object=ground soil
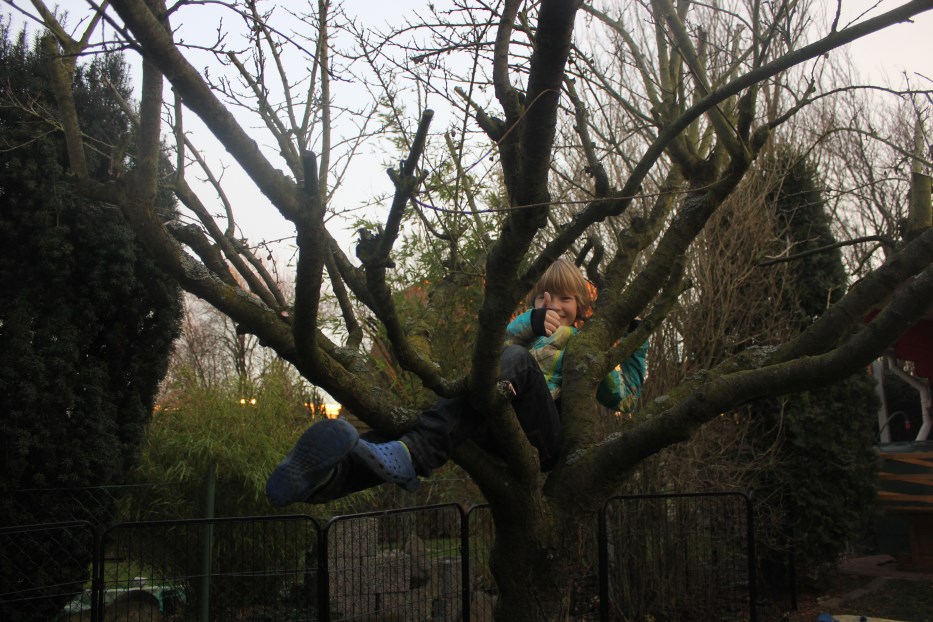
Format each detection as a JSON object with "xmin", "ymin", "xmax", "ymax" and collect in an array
[{"xmin": 787, "ymin": 556, "xmax": 933, "ymax": 622}]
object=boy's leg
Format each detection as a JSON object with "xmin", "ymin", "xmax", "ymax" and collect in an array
[
  {"xmin": 498, "ymin": 345, "xmax": 563, "ymax": 470},
  {"xmin": 400, "ymin": 397, "xmax": 483, "ymax": 475},
  {"xmin": 401, "ymin": 345, "xmax": 562, "ymax": 473},
  {"xmin": 267, "ymin": 345, "xmax": 563, "ymax": 506}
]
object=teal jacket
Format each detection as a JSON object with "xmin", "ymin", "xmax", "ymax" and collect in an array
[{"xmin": 506, "ymin": 310, "xmax": 648, "ymax": 413}]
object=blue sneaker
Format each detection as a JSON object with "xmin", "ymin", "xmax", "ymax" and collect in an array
[
  {"xmin": 353, "ymin": 439, "xmax": 420, "ymax": 492},
  {"xmin": 266, "ymin": 418, "xmax": 359, "ymax": 507}
]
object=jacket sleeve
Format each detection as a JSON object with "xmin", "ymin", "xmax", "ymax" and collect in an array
[
  {"xmin": 596, "ymin": 340, "xmax": 648, "ymax": 413},
  {"xmin": 506, "ymin": 310, "xmax": 536, "ymax": 345}
]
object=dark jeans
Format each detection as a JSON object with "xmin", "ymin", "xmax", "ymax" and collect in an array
[{"xmin": 310, "ymin": 345, "xmax": 562, "ymax": 502}]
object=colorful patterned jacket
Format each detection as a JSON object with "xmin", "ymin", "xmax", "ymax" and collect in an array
[{"xmin": 506, "ymin": 310, "xmax": 648, "ymax": 413}]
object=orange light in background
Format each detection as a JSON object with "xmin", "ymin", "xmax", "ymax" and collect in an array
[{"xmin": 302, "ymin": 402, "xmax": 340, "ymax": 418}]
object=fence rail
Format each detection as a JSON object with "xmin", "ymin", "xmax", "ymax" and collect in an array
[{"xmin": 1, "ymin": 493, "xmax": 788, "ymax": 621}]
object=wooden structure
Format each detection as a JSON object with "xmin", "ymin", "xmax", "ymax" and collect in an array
[
  {"xmin": 877, "ymin": 448, "xmax": 933, "ymax": 571},
  {"xmin": 873, "ymin": 307, "xmax": 933, "ymax": 571}
]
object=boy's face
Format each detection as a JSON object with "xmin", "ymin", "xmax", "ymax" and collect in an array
[{"xmin": 534, "ymin": 291, "xmax": 578, "ymax": 327}]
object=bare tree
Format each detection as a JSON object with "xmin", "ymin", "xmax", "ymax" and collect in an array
[
  {"xmin": 824, "ymin": 92, "xmax": 931, "ymax": 271},
  {"xmin": 161, "ymin": 294, "xmax": 266, "ymax": 394},
  {"xmin": 10, "ymin": 0, "xmax": 933, "ymax": 618}
]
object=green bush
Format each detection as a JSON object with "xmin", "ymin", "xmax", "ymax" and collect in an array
[{"xmin": 127, "ymin": 359, "xmax": 363, "ymax": 517}]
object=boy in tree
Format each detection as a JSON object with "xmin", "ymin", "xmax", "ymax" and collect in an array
[{"xmin": 266, "ymin": 258, "xmax": 647, "ymax": 506}]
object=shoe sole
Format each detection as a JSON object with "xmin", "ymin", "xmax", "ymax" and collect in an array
[
  {"xmin": 266, "ymin": 418, "xmax": 359, "ymax": 506},
  {"xmin": 353, "ymin": 440, "xmax": 421, "ymax": 492}
]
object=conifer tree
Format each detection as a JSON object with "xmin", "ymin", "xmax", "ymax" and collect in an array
[
  {"xmin": 0, "ymin": 25, "xmax": 181, "ymax": 620},
  {"xmin": 751, "ymin": 151, "xmax": 878, "ymax": 584}
]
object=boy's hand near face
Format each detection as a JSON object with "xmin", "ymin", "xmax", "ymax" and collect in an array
[
  {"xmin": 541, "ymin": 292, "xmax": 561, "ymax": 336},
  {"xmin": 530, "ymin": 290, "xmax": 578, "ymax": 337}
]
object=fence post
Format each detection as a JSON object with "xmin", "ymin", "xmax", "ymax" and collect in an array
[
  {"xmin": 460, "ymin": 505, "xmax": 471, "ymax": 622},
  {"xmin": 199, "ymin": 464, "xmax": 216, "ymax": 622},
  {"xmin": 598, "ymin": 500, "xmax": 610, "ymax": 622},
  {"xmin": 318, "ymin": 522, "xmax": 330, "ymax": 622},
  {"xmin": 92, "ymin": 525, "xmax": 104, "ymax": 622},
  {"xmin": 745, "ymin": 492, "xmax": 758, "ymax": 622}
]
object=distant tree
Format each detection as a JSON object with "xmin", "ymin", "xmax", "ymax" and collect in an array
[
  {"xmin": 0, "ymin": 24, "xmax": 181, "ymax": 620},
  {"xmin": 630, "ymin": 149, "xmax": 880, "ymax": 597},
  {"xmin": 766, "ymin": 151, "xmax": 849, "ymax": 320},
  {"xmin": 161, "ymin": 294, "xmax": 268, "ymax": 401},
  {"xmin": 748, "ymin": 151, "xmax": 879, "ymax": 583}
]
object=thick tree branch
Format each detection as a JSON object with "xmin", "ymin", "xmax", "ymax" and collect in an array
[
  {"xmin": 41, "ymin": 35, "xmax": 89, "ymax": 180},
  {"xmin": 474, "ymin": 0, "xmax": 582, "ymax": 411},
  {"xmin": 518, "ymin": 0, "xmax": 580, "ymax": 201},
  {"xmin": 773, "ymin": 226, "xmax": 933, "ymax": 362},
  {"xmin": 292, "ymin": 151, "xmax": 328, "ymax": 368},
  {"xmin": 355, "ymin": 111, "xmax": 462, "ymax": 396},
  {"xmin": 493, "ymin": 0, "xmax": 523, "ymax": 126},
  {"xmin": 563, "ymin": 260, "xmax": 933, "ymax": 503}
]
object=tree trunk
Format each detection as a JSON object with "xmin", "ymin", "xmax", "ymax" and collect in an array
[{"xmin": 487, "ymin": 501, "xmax": 590, "ymax": 621}]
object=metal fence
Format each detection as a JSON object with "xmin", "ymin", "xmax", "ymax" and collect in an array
[
  {"xmin": 322, "ymin": 504, "xmax": 465, "ymax": 621},
  {"xmin": 0, "ymin": 521, "xmax": 99, "ymax": 622},
  {"xmin": 600, "ymin": 493, "xmax": 756, "ymax": 622},
  {"xmin": 100, "ymin": 514, "xmax": 320, "ymax": 622},
  {"xmin": 1, "ymin": 493, "xmax": 787, "ymax": 621}
]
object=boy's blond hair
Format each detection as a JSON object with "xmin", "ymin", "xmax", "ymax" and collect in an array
[{"xmin": 524, "ymin": 258, "xmax": 594, "ymax": 320}]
